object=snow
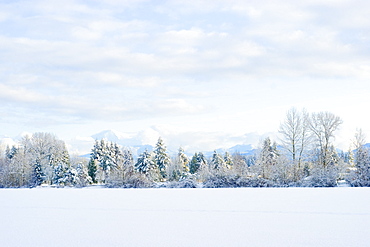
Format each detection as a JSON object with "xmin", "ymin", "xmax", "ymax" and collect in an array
[{"xmin": 1, "ymin": 187, "xmax": 369, "ymax": 247}]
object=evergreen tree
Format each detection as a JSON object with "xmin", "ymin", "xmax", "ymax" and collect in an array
[
  {"xmin": 87, "ymin": 158, "xmax": 97, "ymax": 183},
  {"xmin": 90, "ymin": 139, "xmax": 122, "ymax": 183},
  {"xmin": 178, "ymin": 147, "xmax": 190, "ymax": 174},
  {"xmin": 52, "ymin": 164, "xmax": 66, "ymax": 186},
  {"xmin": 189, "ymin": 153, "xmax": 200, "ymax": 174},
  {"xmin": 189, "ymin": 152, "xmax": 207, "ymax": 174},
  {"xmin": 32, "ymin": 158, "xmax": 44, "ymax": 187},
  {"xmin": 135, "ymin": 150, "xmax": 155, "ymax": 175},
  {"xmin": 257, "ymin": 137, "xmax": 279, "ymax": 179},
  {"xmin": 122, "ymin": 149, "xmax": 134, "ymax": 169},
  {"xmin": 63, "ymin": 166, "xmax": 79, "ymax": 186},
  {"xmin": 153, "ymin": 137, "xmax": 170, "ymax": 181},
  {"xmin": 76, "ymin": 162, "xmax": 92, "ymax": 187},
  {"xmin": 5, "ymin": 145, "xmax": 18, "ymax": 160},
  {"xmin": 224, "ymin": 152, "xmax": 233, "ymax": 169},
  {"xmin": 211, "ymin": 150, "xmax": 224, "ymax": 170}
]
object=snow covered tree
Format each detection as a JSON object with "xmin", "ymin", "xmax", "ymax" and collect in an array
[
  {"xmin": 308, "ymin": 112, "xmax": 342, "ymax": 168},
  {"xmin": 135, "ymin": 149, "xmax": 158, "ymax": 181},
  {"xmin": 32, "ymin": 158, "xmax": 44, "ymax": 187},
  {"xmin": 178, "ymin": 147, "xmax": 189, "ymax": 174},
  {"xmin": 189, "ymin": 152, "xmax": 207, "ymax": 175},
  {"xmin": 347, "ymin": 129, "xmax": 370, "ymax": 186},
  {"xmin": 279, "ymin": 108, "xmax": 310, "ymax": 181},
  {"xmin": 135, "ymin": 149, "xmax": 152, "ymax": 174},
  {"xmin": 75, "ymin": 162, "xmax": 92, "ymax": 187},
  {"xmin": 90, "ymin": 139, "xmax": 121, "ymax": 183},
  {"xmin": 52, "ymin": 164, "xmax": 67, "ymax": 186},
  {"xmin": 224, "ymin": 152, "xmax": 233, "ymax": 170},
  {"xmin": 106, "ymin": 147, "xmax": 136, "ymax": 187},
  {"xmin": 153, "ymin": 137, "xmax": 171, "ymax": 181},
  {"xmin": 305, "ymin": 145, "xmax": 340, "ymax": 187},
  {"xmin": 122, "ymin": 149, "xmax": 134, "ymax": 169},
  {"xmin": 5, "ymin": 145, "xmax": 18, "ymax": 160},
  {"xmin": 255, "ymin": 137, "xmax": 279, "ymax": 179},
  {"xmin": 210, "ymin": 150, "xmax": 225, "ymax": 171},
  {"xmin": 63, "ymin": 166, "xmax": 79, "ymax": 186},
  {"xmin": 0, "ymin": 146, "xmax": 32, "ymax": 187},
  {"xmin": 232, "ymin": 152, "xmax": 249, "ymax": 176},
  {"xmin": 17, "ymin": 132, "xmax": 71, "ymax": 186},
  {"xmin": 87, "ymin": 158, "xmax": 97, "ymax": 183},
  {"xmin": 189, "ymin": 153, "xmax": 200, "ymax": 174},
  {"xmin": 303, "ymin": 112, "xmax": 343, "ymax": 186},
  {"xmin": 167, "ymin": 147, "xmax": 190, "ymax": 181}
]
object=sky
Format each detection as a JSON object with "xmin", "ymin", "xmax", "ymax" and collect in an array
[{"xmin": 0, "ymin": 0, "xmax": 370, "ymax": 153}]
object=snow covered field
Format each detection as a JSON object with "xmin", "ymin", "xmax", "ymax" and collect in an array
[{"xmin": 1, "ymin": 187, "xmax": 369, "ymax": 247}]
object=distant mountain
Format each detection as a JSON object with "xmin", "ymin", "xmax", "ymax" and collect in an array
[
  {"xmin": 228, "ymin": 144, "xmax": 254, "ymax": 154},
  {"xmin": 91, "ymin": 129, "xmax": 129, "ymax": 143}
]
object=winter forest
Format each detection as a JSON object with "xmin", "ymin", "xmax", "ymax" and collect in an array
[{"xmin": 1, "ymin": 108, "xmax": 370, "ymax": 189}]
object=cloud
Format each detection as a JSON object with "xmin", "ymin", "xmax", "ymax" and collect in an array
[{"xmin": 1, "ymin": 0, "xmax": 370, "ymax": 146}]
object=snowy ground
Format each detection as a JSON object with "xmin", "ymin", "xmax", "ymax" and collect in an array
[{"xmin": 1, "ymin": 187, "xmax": 369, "ymax": 247}]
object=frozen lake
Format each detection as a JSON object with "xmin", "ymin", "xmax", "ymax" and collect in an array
[{"xmin": 1, "ymin": 187, "xmax": 369, "ymax": 246}]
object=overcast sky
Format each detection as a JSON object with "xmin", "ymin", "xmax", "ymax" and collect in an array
[{"xmin": 1, "ymin": 0, "xmax": 370, "ymax": 152}]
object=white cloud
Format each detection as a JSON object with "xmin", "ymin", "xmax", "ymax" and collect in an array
[{"xmin": 0, "ymin": 0, "xmax": 369, "ymax": 149}]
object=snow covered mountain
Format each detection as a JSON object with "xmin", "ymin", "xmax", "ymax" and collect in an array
[{"xmin": 91, "ymin": 129, "xmax": 130, "ymax": 143}]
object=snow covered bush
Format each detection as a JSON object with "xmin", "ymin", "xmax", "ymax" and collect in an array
[
  {"xmin": 203, "ymin": 175, "xmax": 277, "ymax": 188},
  {"xmin": 166, "ymin": 178, "xmax": 198, "ymax": 188},
  {"xmin": 303, "ymin": 165, "xmax": 338, "ymax": 187},
  {"xmin": 203, "ymin": 174, "xmax": 240, "ymax": 188},
  {"xmin": 238, "ymin": 177, "xmax": 276, "ymax": 187},
  {"xmin": 122, "ymin": 173, "xmax": 153, "ymax": 188}
]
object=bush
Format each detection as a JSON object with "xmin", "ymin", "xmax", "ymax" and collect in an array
[
  {"xmin": 166, "ymin": 178, "xmax": 198, "ymax": 188},
  {"xmin": 121, "ymin": 174, "xmax": 154, "ymax": 188},
  {"xmin": 203, "ymin": 175, "xmax": 279, "ymax": 188},
  {"xmin": 203, "ymin": 175, "xmax": 239, "ymax": 188},
  {"xmin": 238, "ymin": 177, "xmax": 276, "ymax": 187},
  {"xmin": 302, "ymin": 166, "xmax": 338, "ymax": 187}
]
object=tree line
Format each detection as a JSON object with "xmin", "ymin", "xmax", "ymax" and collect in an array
[{"xmin": 0, "ymin": 108, "xmax": 369, "ymax": 188}]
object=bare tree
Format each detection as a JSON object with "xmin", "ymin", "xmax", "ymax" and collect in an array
[
  {"xmin": 353, "ymin": 128, "xmax": 366, "ymax": 150},
  {"xmin": 308, "ymin": 112, "xmax": 343, "ymax": 168},
  {"xmin": 279, "ymin": 108, "xmax": 310, "ymax": 180}
]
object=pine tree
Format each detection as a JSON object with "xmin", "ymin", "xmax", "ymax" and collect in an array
[
  {"xmin": 122, "ymin": 149, "xmax": 134, "ymax": 169},
  {"xmin": 153, "ymin": 137, "xmax": 170, "ymax": 181},
  {"xmin": 257, "ymin": 137, "xmax": 279, "ymax": 179},
  {"xmin": 76, "ymin": 163, "xmax": 92, "ymax": 187},
  {"xmin": 5, "ymin": 145, "xmax": 18, "ymax": 160},
  {"xmin": 189, "ymin": 153, "xmax": 200, "ymax": 174},
  {"xmin": 63, "ymin": 166, "xmax": 79, "ymax": 186},
  {"xmin": 211, "ymin": 150, "xmax": 224, "ymax": 170},
  {"xmin": 87, "ymin": 158, "xmax": 97, "ymax": 183},
  {"xmin": 224, "ymin": 152, "xmax": 233, "ymax": 169},
  {"xmin": 135, "ymin": 149, "xmax": 155, "ymax": 174},
  {"xmin": 52, "ymin": 163, "xmax": 67, "ymax": 186},
  {"xmin": 189, "ymin": 152, "xmax": 207, "ymax": 174},
  {"xmin": 90, "ymin": 139, "xmax": 122, "ymax": 183},
  {"xmin": 178, "ymin": 147, "xmax": 190, "ymax": 174},
  {"xmin": 32, "ymin": 158, "xmax": 44, "ymax": 187}
]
